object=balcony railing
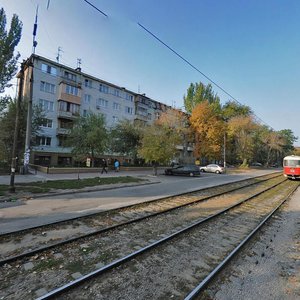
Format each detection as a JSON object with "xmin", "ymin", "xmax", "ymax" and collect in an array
[
  {"xmin": 57, "ymin": 110, "xmax": 79, "ymax": 120},
  {"xmin": 57, "ymin": 127, "xmax": 71, "ymax": 135}
]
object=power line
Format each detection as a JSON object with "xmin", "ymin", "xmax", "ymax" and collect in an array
[
  {"xmin": 138, "ymin": 22, "xmax": 243, "ymax": 107},
  {"xmin": 83, "ymin": 0, "xmax": 108, "ymax": 18},
  {"xmin": 137, "ymin": 22, "xmax": 272, "ymax": 128}
]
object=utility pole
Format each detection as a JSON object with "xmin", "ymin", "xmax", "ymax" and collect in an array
[
  {"xmin": 223, "ymin": 131, "xmax": 226, "ymax": 173},
  {"xmin": 9, "ymin": 62, "xmax": 25, "ymax": 192},
  {"xmin": 24, "ymin": 58, "xmax": 34, "ymax": 174}
]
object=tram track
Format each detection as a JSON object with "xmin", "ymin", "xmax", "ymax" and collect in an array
[
  {"xmin": 0, "ymin": 173, "xmax": 281, "ymax": 264},
  {"xmin": 0, "ymin": 173, "xmax": 294, "ymax": 299},
  {"xmin": 38, "ymin": 178, "xmax": 298, "ymax": 300}
]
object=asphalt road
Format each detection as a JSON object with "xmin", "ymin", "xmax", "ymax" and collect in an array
[{"xmin": 0, "ymin": 169, "xmax": 281, "ymax": 234}]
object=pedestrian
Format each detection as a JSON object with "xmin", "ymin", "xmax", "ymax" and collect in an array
[
  {"xmin": 101, "ymin": 158, "xmax": 108, "ymax": 174},
  {"xmin": 114, "ymin": 159, "xmax": 120, "ymax": 172}
]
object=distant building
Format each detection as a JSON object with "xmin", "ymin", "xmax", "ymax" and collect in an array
[{"xmin": 19, "ymin": 54, "xmax": 190, "ymax": 166}]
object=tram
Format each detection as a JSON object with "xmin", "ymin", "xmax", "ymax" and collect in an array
[{"xmin": 283, "ymin": 155, "xmax": 300, "ymax": 179}]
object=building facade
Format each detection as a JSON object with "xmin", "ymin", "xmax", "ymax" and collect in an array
[{"xmin": 20, "ymin": 54, "xmax": 188, "ymax": 166}]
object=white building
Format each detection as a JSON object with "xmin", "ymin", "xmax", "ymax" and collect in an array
[{"xmin": 20, "ymin": 54, "xmax": 181, "ymax": 166}]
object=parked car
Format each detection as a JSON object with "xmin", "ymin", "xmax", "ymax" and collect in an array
[
  {"xmin": 165, "ymin": 165, "xmax": 201, "ymax": 177},
  {"xmin": 251, "ymin": 162, "xmax": 263, "ymax": 167},
  {"xmin": 199, "ymin": 164, "xmax": 224, "ymax": 174}
]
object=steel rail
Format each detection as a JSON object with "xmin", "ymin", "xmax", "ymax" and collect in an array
[
  {"xmin": 0, "ymin": 172, "xmax": 281, "ymax": 237},
  {"xmin": 36, "ymin": 176, "xmax": 287, "ymax": 299},
  {"xmin": 0, "ymin": 174, "xmax": 284, "ymax": 266},
  {"xmin": 184, "ymin": 182, "xmax": 300, "ymax": 300}
]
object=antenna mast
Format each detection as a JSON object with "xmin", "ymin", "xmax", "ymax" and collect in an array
[
  {"xmin": 32, "ymin": 5, "xmax": 39, "ymax": 54},
  {"xmin": 56, "ymin": 47, "xmax": 63, "ymax": 63}
]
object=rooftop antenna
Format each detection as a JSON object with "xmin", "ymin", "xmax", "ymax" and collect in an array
[
  {"xmin": 56, "ymin": 47, "xmax": 63, "ymax": 63},
  {"xmin": 77, "ymin": 58, "xmax": 82, "ymax": 69},
  {"xmin": 32, "ymin": 5, "xmax": 39, "ymax": 54},
  {"xmin": 76, "ymin": 58, "xmax": 82, "ymax": 72}
]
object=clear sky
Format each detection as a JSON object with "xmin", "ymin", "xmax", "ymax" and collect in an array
[{"xmin": 1, "ymin": 0, "xmax": 300, "ymax": 145}]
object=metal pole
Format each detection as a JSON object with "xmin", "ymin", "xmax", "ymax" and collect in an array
[
  {"xmin": 9, "ymin": 63, "xmax": 24, "ymax": 192},
  {"xmin": 24, "ymin": 58, "xmax": 34, "ymax": 174},
  {"xmin": 223, "ymin": 131, "xmax": 226, "ymax": 173}
]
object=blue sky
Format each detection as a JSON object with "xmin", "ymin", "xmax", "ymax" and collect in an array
[{"xmin": 1, "ymin": 0, "xmax": 300, "ymax": 145}]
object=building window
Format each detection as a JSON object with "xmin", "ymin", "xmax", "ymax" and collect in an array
[
  {"xmin": 59, "ymin": 101, "xmax": 80, "ymax": 114},
  {"xmin": 41, "ymin": 63, "xmax": 57, "ymax": 75},
  {"xmin": 113, "ymin": 102, "xmax": 121, "ymax": 110},
  {"xmin": 58, "ymin": 136, "xmax": 68, "ymax": 147},
  {"xmin": 66, "ymin": 84, "xmax": 78, "ymax": 96},
  {"xmin": 96, "ymin": 98, "xmax": 108, "ymax": 109},
  {"xmin": 60, "ymin": 119, "xmax": 73, "ymax": 129},
  {"xmin": 36, "ymin": 136, "xmax": 51, "ymax": 146},
  {"xmin": 40, "ymin": 118, "xmax": 53, "ymax": 128},
  {"xmin": 84, "ymin": 94, "xmax": 91, "ymax": 104},
  {"xmin": 64, "ymin": 71, "xmax": 77, "ymax": 81},
  {"xmin": 40, "ymin": 81, "xmax": 55, "ymax": 94},
  {"xmin": 125, "ymin": 106, "xmax": 133, "ymax": 115},
  {"xmin": 114, "ymin": 89, "xmax": 120, "ymax": 97},
  {"xmin": 126, "ymin": 93, "xmax": 133, "ymax": 102},
  {"xmin": 85, "ymin": 79, "xmax": 92, "ymax": 88},
  {"xmin": 99, "ymin": 83, "xmax": 109, "ymax": 94},
  {"xmin": 39, "ymin": 99, "xmax": 54, "ymax": 112}
]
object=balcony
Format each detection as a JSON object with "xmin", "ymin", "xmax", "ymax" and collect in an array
[
  {"xmin": 57, "ymin": 110, "xmax": 78, "ymax": 120},
  {"xmin": 57, "ymin": 127, "xmax": 71, "ymax": 135}
]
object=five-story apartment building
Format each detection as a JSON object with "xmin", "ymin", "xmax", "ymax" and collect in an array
[{"xmin": 20, "ymin": 54, "xmax": 178, "ymax": 166}]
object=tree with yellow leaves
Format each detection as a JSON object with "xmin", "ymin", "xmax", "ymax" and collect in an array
[{"xmin": 190, "ymin": 100, "xmax": 226, "ymax": 162}]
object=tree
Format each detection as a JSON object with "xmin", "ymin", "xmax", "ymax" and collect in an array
[
  {"xmin": 67, "ymin": 114, "xmax": 108, "ymax": 167},
  {"xmin": 109, "ymin": 120, "xmax": 143, "ymax": 163},
  {"xmin": 261, "ymin": 129, "xmax": 285, "ymax": 166},
  {"xmin": 227, "ymin": 115, "xmax": 258, "ymax": 167},
  {"xmin": 0, "ymin": 97, "xmax": 44, "ymax": 164},
  {"xmin": 0, "ymin": 8, "xmax": 22, "ymax": 95},
  {"xmin": 190, "ymin": 100, "xmax": 226, "ymax": 162},
  {"xmin": 184, "ymin": 82, "xmax": 221, "ymax": 114},
  {"xmin": 222, "ymin": 100, "xmax": 252, "ymax": 120},
  {"xmin": 278, "ymin": 129, "xmax": 297, "ymax": 156},
  {"xmin": 138, "ymin": 123, "xmax": 181, "ymax": 175}
]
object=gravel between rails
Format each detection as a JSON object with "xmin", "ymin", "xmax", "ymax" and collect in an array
[{"xmin": 197, "ymin": 185, "xmax": 300, "ymax": 300}]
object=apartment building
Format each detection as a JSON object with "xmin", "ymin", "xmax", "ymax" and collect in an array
[{"xmin": 20, "ymin": 54, "xmax": 182, "ymax": 166}]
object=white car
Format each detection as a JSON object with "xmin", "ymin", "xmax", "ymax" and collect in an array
[{"xmin": 200, "ymin": 164, "xmax": 224, "ymax": 174}]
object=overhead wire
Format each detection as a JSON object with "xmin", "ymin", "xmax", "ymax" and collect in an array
[{"xmin": 43, "ymin": 0, "xmax": 271, "ymax": 129}]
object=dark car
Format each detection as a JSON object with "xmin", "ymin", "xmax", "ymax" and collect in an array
[{"xmin": 165, "ymin": 165, "xmax": 201, "ymax": 177}]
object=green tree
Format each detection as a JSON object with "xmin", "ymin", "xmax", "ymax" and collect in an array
[
  {"xmin": 0, "ymin": 97, "xmax": 44, "ymax": 164},
  {"xmin": 227, "ymin": 115, "xmax": 258, "ymax": 167},
  {"xmin": 138, "ymin": 123, "xmax": 181, "ymax": 175},
  {"xmin": 67, "ymin": 114, "xmax": 108, "ymax": 167},
  {"xmin": 222, "ymin": 100, "xmax": 252, "ymax": 120},
  {"xmin": 278, "ymin": 129, "xmax": 297, "ymax": 156},
  {"xmin": 184, "ymin": 82, "xmax": 221, "ymax": 114},
  {"xmin": 109, "ymin": 120, "xmax": 143, "ymax": 163},
  {"xmin": 0, "ymin": 8, "xmax": 22, "ymax": 95}
]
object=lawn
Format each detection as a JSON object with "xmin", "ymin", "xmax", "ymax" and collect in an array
[{"xmin": 0, "ymin": 176, "xmax": 146, "ymax": 197}]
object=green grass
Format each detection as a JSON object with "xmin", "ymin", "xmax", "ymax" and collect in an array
[{"xmin": 0, "ymin": 176, "xmax": 145, "ymax": 196}]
